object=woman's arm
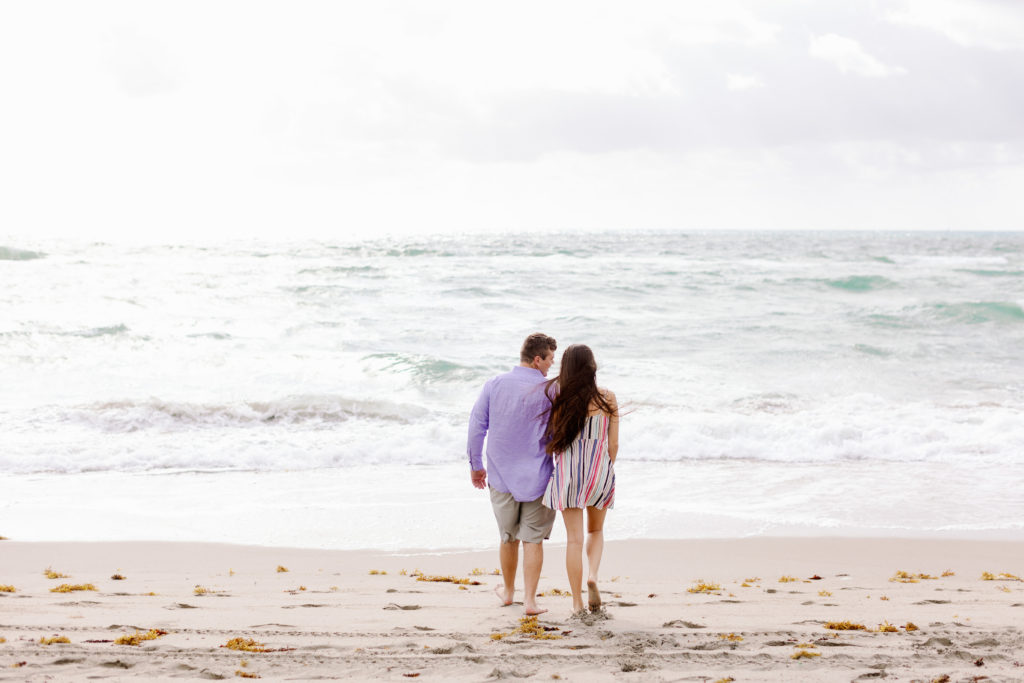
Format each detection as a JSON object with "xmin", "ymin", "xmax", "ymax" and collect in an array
[{"xmin": 604, "ymin": 389, "xmax": 619, "ymax": 463}]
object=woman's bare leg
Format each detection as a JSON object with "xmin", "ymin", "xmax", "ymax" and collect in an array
[
  {"xmin": 561, "ymin": 508, "xmax": 585, "ymax": 613},
  {"xmin": 585, "ymin": 506, "xmax": 608, "ymax": 610}
]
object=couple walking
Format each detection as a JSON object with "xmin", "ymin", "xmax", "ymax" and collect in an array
[{"xmin": 467, "ymin": 333, "xmax": 619, "ymax": 618}]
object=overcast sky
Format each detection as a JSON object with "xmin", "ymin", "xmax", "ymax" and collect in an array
[{"xmin": 2, "ymin": 0, "xmax": 1023, "ymax": 241}]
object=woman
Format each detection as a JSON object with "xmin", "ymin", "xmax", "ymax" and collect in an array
[{"xmin": 541, "ymin": 344, "xmax": 619, "ymax": 616}]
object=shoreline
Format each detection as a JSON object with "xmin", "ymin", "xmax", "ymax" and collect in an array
[{"xmin": 2, "ymin": 538, "xmax": 1022, "ymax": 680}]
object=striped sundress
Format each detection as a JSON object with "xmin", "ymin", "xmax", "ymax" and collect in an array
[{"xmin": 542, "ymin": 412, "xmax": 615, "ymax": 510}]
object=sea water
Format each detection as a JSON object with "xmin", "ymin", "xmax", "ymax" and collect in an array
[{"xmin": 2, "ymin": 231, "xmax": 1023, "ymax": 549}]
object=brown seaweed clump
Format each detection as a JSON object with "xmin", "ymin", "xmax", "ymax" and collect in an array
[
  {"xmin": 111, "ymin": 574, "xmax": 126, "ymax": 581},
  {"xmin": 276, "ymin": 566, "xmax": 289, "ymax": 573},
  {"xmin": 224, "ymin": 638, "xmax": 271, "ymax": 653},
  {"xmin": 890, "ymin": 570, "xmax": 938, "ymax": 583},
  {"xmin": 0, "ymin": 585, "xmax": 15, "ymax": 593},
  {"xmin": 491, "ymin": 615, "xmax": 564, "ymax": 641},
  {"xmin": 904, "ymin": 622, "xmax": 919, "ymax": 632},
  {"xmin": 719, "ymin": 633, "xmax": 743, "ymax": 642},
  {"xmin": 791, "ymin": 648, "xmax": 821, "ymax": 659},
  {"xmin": 43, "ymin": 568, "xmax": 70, "ymax": 579},
  {"xmin": 115, "ymin": 629, "xmax": 168, "ymax": 646},
  {"xmin": 778, "ymin": 576, "xmax": 799, "ymax": 583},
  {"xmin": 40, "ymin": 636, "xmax": 71, "ymax": 645},
  {"xmin": 981, "ymin": 571, "xmax": 1022, "ymax": 581},
  {"xmin": 235, "ymin": 671, "xmax": 261, "ymax": 679},
  {"xmin": 824, "ymin": 621, "xmax": 867, "ymax": 631},
  {"xmin": 415, "ymin": 575, "xmax": 482, "ymax": 586},
  {"xmin": 687, "ymin": 581, "xmax": 722, "ymax": 594},
  {"xmin": 539, "ymin": 588, "xmax": 571, "ymax": 597},
  {"xmin": 50, "ymin": 584, "xmax": 97, "ymax": 593},
  {"xmin": 368, "ymin": 569, "xmax": 387, "ymax": 575},
  {"xmin": 877, "ymin": 621, "xmax": 899, "ymax": 633}
]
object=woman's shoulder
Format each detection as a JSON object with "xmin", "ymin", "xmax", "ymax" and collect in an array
[{"xmin": 599, "ymin": 387, "xmax": 617, "ymax": 404}]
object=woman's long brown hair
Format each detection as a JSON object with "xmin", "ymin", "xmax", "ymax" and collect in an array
[{"xmin": 544, "ymin": 344, "xmax": 616, "ymax": 455}]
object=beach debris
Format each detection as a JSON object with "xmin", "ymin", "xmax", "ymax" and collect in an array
[
  {"xmin": 115, "ymin": 629, "xmax": 168, "ymax": 646},
  {"xmin": 416, "ymin": 574, "xmax": 481, "ymax": 585},
  {"xmin": 824, "ymin": 621, "xmax": 866, "ymax": 631},
  {"xmin": 145, "ymin": 592, "xmax": 157, "ymax": 596},
  {"xmin": 719, "ymin": 633, "xmax": 743, "ymax": 642},
  {"xmin": 877, "ymin": 621, "xmax": 898, "ymax": 633},
  {"xmin": 791, "ymin": 648, "xmax": 821, "ymax": 659},
  {"xmin": 0, "ymin": 637, "xmax": 5, "ymax": 643},
  {"xmin": 998, "ymin": 586, "xmax": 1012, "ymax": 593},
  {"xmin": 491, "ymin": 616, "xmax": 564, "ymax": 641},
  {"xmin": 981, "ymin": 571, "xmax": 1022, "ymax": 581},
  {"xmin": 11, "ymin": 662, "xmax": 26, "ymax": 668},
  {"xmin": 744, "ymin": 577, "xmax": 761, "ymax": 583},
  {"xmin": 194, "ymin": 585, "xmax": 213, "ymax": 595},
  {"xmin": 942, "ymin": 570, "xmax": 955, "ymax": 577},
  {"xmin": 229, "ymin": 569, "xmax": 236, "ymax": 576},
  {"xmin": 880, "ymin": 595, "xmax": 889, "ymax": 601},
  {"xmin": 778, "ymin": 575, "xmax": 798, "ymax": 583},
  {"xmin": 223, "ymin": 638, "xmax": 271, "ymax": 653},
  {"xmin": 648, "ymin": 593, "xmax": 656, "ymax": 598},
  {"xmin": 0, "ymin": 585, "xmax": 15, "ymax": 593},
  {"xmin": 904, "ymin": 622, "xmax": 919, "ymax": 632},
  {"xmin": 401, "ymin": 674, "xmax": 420, "ymax": 678},
  {"xmin": 40, "ymin": 635, "xmax": 71, "ymax": 645},
  {"xmin": 687, "ymin": 581, "xmax": 722, "ymax": 594},
  {"xmin": 975, "ymin": 657, "xmax": 985, "ymax": 667},
  {"xmin": 0, "ymin": 536, "xmax": 8, "ymax": 540},
  {"xmin": 818, "ymin": 590, "xmax": 832, "ymax": 597},
  {"xmin": 930, "ymin": 676, "xmax": 950, "ymax": 683},
  {"xmin": 276, "ymin": 566, "xmax": 289, "ymax": 573},
  {"xmin": 43, "ymin": 567, "xmax": 70, "ymax": 579},
  {"xmin": 713, "ymin": 678, "xmax": 735, "ymax": 683},
  {"xmin": 50, "ymin": 583, "xmax": 97, "ymax": 593},
  {"xmin": 399, "ymin": 569, "xmax": 408, "ymax": 575},
  {"xmin": 538, "ymin": 588, "xmax": 570, "ymax": 597},
  {"xmin": 890, "ymin": 570, "xmax": 938, "ymax": 583},
  {"xmin": 111, "ymin": 574, "xmax": 126, "ymax": 581},
  {"xmin": 809, "ymin": 574, "xmax": 822, "ymax": 580},
  {"xmin": 368, "ymin": 569, "xmax": 387, "ymax": 575},
  {"xmin": 663, "ymin": 620, "xmax": 706, "ymax": 629},
  {"xmin": 235, "ymin": 671, "xmax": 260, "ymax": 679}
]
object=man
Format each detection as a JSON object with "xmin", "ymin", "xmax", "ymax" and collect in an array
[{"xmin": 468, "ymin": 332, "xmax": 558, "ymax": 615}]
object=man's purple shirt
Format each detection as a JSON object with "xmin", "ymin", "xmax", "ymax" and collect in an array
[{"xmin": 467, "ymin": 366, "xmax": 553, "ymax": 502}]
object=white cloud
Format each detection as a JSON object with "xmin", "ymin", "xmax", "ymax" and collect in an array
[
  {"xmin": 726, "ymin": 73, "xmax": 765, "ymax": 91},
  {"xmin": 886, "ymin": 0, "xmax": 1024, "ymax": 51},
  {"xmin": 809, "ymin": 34, "xmax": 907, "ymax": 77}
]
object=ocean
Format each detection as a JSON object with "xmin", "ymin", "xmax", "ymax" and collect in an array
[{"xmin": 2, "ymin": 231, "xmax": 1023, "ymax": 549}]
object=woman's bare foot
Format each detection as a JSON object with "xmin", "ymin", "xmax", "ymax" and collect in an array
[
  {"xmin": 587, "ymin": 580, "xmax": 601, "ymax": 612},
  {"xmin": 494, "ymin": 584, "xmax": 513, "ymax": 606},
  {"xmin": 524, "ymin": 603, "xmax": 548, "ymax": 616}
]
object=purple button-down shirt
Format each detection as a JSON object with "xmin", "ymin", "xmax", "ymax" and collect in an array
[{"xmin": 467, "ymin": 366, "xmax": 554, "ymax": 502}]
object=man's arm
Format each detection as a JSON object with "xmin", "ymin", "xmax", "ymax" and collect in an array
[{"xmin": 467, "ymin": 381, "xmax": 490, "ymax": 488}]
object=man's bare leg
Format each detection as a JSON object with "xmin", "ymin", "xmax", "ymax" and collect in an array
[
  {"xmin": 522, "ymin": 541, "xmax": 547, "ymax": 615},
  {"xmin": 495, "ymin": 540, "xmax": 518, "ymax": 606}
]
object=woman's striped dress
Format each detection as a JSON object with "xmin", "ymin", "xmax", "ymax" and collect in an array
[{"xmin": 542, "ymin": 413, "xmax": 615, "ymax": 510}]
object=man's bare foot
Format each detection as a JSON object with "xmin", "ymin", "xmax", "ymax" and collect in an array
[
  {"xmin": 587, "ymin": 580, "xmax": 601, "ymax": 611},
  {"xmin": 494, "ymin": 584, "xmax": 513, "ymax": 606},
  {"xmin": 524, "ymin": 604, "xmax": 548, "ymax": 616}
]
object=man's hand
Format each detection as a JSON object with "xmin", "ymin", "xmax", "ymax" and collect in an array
[{"xmin": 470, "ymin": 469, "xmax": 487, "ymax": 489}]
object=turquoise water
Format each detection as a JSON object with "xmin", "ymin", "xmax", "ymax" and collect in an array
[{"xmin": 1, "ymin": 231, "xmax": 1022, "ymax": 544}]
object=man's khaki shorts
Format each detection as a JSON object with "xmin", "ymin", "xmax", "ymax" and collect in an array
[{"xmin": 489, "ymin": 486, "xmax": 557, "ymax": 544}]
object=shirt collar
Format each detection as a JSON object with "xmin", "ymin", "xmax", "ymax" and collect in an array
[{"xmin": 513, "ymin": 365, "xmax": 544, "ymax": 379}]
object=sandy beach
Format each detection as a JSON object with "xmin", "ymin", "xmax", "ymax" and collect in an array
[{"xmin": 1, "ymin": 538, "xmax": 1022, "ymax": 681}]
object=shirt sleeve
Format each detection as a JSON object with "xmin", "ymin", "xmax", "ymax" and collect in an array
[{"xmin": 467, "ymin": 381, "xmax": 490, "ymax": 470}]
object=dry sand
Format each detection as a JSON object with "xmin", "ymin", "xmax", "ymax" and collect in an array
[{"xmin": 1, "ymin": 538, "xmax": 1022, "ymax": 681}]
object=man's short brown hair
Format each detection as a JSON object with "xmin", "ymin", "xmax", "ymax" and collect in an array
[{"xmin": 520, "ymin": 333, "xmax": 557, "ymax": 363}]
